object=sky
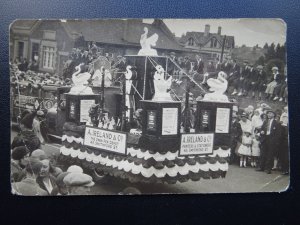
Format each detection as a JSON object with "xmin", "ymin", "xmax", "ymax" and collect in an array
[{"xmin": 144, "ymin": 19, "xmax": 286, "ymax": 47}]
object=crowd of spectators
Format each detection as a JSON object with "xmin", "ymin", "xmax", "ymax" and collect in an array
[{"xmin": 230, "ymin": 102, "xmax": 289, "ymax": 175}]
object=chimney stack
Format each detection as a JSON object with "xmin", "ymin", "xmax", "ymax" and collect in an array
[
  {"xmin": 204, "ymin": 24, "xmax": 210, "ymax": 37},
  {"xmin": 218, "ymin": 26, "xmax": 222, "ymax": 35}
]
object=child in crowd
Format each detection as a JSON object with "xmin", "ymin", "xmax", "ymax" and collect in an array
[
  {"xmin": 251, "ymin": 134, "xmax": 261, "ymax": 167},
  {"xmin": 238, "ymin": 130, "xmax": 252, "ymax": 167},
  {"xmin": 251, "ymin": 109, "xmax": 263, "ymax": 134}
]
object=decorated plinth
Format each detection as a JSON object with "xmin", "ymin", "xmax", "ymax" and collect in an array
[
  {"xmin": 58, "ymin": 122, "xmax": 230, "ymax": 184},
  {"xmin": 58, "ymin": 29, "xmax": 232, "ymax": 184},
  {"xmin": 65, "ymin": 93, "xmax": 101, "ymax": 125}
]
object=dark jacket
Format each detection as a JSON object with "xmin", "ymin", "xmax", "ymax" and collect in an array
[
  {"xmin": 229, "ymin": 63, "xmax": 240, "ymax": 78},
  {"xmin": 11, "ymin": 130, "xmax": 41, "ymax": 153},
  {"xmin": 249, "ymin": 68, "xmax": 258, "ymax": 82},
  {"xmin": 257, "ymin": 70, "xmax": 267, "ymax": 85},
  {"xmin": 36, "ymin": 175, "xmax": 58, "ymax": 196},
  {"xmin": 232, "ymin": 120, "xmax": 243, "ymax": 143},
  {"xmin": 194, "ymin": 60, "xmax": 204, "ymax": 74},
  {"xmin": 260, "ymin": 119, "xmax": 280, "ymax": 144}
]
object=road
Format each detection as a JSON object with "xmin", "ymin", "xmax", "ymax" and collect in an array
[{"xmin": 11, "ymin": 130, "xmax": 289, "ymax": 194}]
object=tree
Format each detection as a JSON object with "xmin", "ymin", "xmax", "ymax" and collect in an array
[
  {"xmin": 263, "ymin": 43, "xmax": 269, "ymax": 50},
  {"xmin": 277, "ymin": 43, "xmax": 286, "ymax": 62},
  {"xmin": 275, "ymin": 43, "xmax": 281, "ymax": 58},
  {"xmin": 256, "ymin": 56, "xmax": 265, "ymax": 66},
  {"xmin": 266, "ymin": 43, "xmax": 276, "ymax": 60}
]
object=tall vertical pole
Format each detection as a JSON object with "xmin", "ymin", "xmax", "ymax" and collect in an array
[
  {"xmin": 101, "ymin": 67, "xmax": 105, "ymax": 111},
  {"xmin": 184, "ymin": 82, "xmax": 190, "ymax": 133},
  {"xmin": 220, "ymin": 35, "xmax": 227, "ymax": 63},
  {"xmin": 121, "ymin": 76, "xmax": 126, "ymax": 131}
]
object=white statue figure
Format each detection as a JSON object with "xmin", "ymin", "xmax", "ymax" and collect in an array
[
  {"xmin": 92, "ymin": 66, "xmax": 112, "ymax": 87},
  {"xmin": 152, "ymin": 65, "xmax": 173, "ymax": 101},
  {"xmin": 69, "ymin": 63, "xmax": 93, "ymax": 95},
  {"xmin": 202, "ymin": 71, "xmax": 229, "ymax": 102},
  {"xmin": 138, "ymin": 27, "xmax": 159, "ymax": 56},
  {"xmin": 125, "ymin": 65, "xmax": 137, "ymax": 119}
]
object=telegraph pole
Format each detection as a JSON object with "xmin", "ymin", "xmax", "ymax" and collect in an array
[{"xmin": 220, "ymin": 35, "xmax": 227, "ymax": 63}]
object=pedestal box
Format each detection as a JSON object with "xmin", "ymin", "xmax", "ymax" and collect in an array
[
  {"xmin": 139, "ymin": 100, "xmax": 181, "ymax": 153},
  {"xmin": 65, "ymin": 93, "xmax": 101, "ymax": 125},
  {"xmin": 195, "ymin": 101, "xmax": 234, "ymax": 147}
]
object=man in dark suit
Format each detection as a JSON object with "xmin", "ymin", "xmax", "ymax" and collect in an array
[
  {"xmin": 237, "ymin": 60, "xmax": 249, "ymax": 96},
  {"xmin": 194, "ymin": 54, "xmax": 204, "ymax": 74},
  {"xmin": 257, "ymin": 109, "xmax": 280, "ymax": 174},
  {"xmin": 228, "ymin": 59, "xmax": 240, "ymax": 95},
  {"xmin": 221, "ymin": 58, "xmax": 232, "ymax": 75}
]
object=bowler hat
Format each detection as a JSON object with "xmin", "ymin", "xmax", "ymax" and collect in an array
[
  {"xmin": 272, "ymin": 66, "xmax": 279, "ymax": 71},
  {"xmin": 63, "ymin": 173, "xmax": 95, "ymax": 187}
]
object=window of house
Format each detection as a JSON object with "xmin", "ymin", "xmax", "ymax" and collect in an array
[
  {"xmin": 188, "ymin": 38, "xmax": 194, "ymax": 46},
  {"xmin": 18, "ymin": 41, "xmax": 24, "ymax": 58},
  {"xmin": 31, "ymin": 43, "xmax": 39, "ymax": 61},
  {"xmin": 43, "ymin": 30, "xmax": 56, "ymax": 40},
  {"xmin": 210, "ymin": 38, "xmax": 218, "ymax": 48},
  {"xmin": 42, "ymin": 46, "xmax": 55, "ymax": 69}
]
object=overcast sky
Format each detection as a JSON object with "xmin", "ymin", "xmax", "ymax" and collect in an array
[{"xmin": 144, "ymin": 19, "xmax": 286, "ymax": 47}]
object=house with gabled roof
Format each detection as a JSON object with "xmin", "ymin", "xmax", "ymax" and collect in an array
[
  {"xmin": 179, "ymin": 24, "xmax": 235, "ymax": 60},
  {"xmin": 10, "ymin": 19, "xmax": 187, "ymax": 74}
]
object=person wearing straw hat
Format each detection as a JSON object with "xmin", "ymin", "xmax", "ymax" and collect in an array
[{"xmin": 265, "ymin": 66, "xmax": 283, "ymax": 100}]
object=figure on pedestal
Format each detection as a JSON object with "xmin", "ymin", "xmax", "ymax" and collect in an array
[
  {"xmin": 152, "ymin": 65, "xmax": 173, "ymax": 101},
  {"xmin": 125, "ymin": 65, "xmax": 138, "ymax": 120},
  {"xmin": 202, "ymin": 71, "xmax": 229, "ymax": 102},
  {"xmin": 138, "ymin": 27, "xmax": 159, "ymax": 56},
  {"xmin": 69, "ymin": 63, "xmax": 93, "ymax": 95}
]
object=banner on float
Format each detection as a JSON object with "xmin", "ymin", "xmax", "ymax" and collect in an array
[
  {"xmin": 83, "ymin": 126, "xmax": 127, "ymax": 155},
  {"xmin": 179, "ymin": 133, "xmax": 214, "ymax": 156}
]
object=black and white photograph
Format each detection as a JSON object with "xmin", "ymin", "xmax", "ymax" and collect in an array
[{"xmin": 10, "ymin": 19, "xmax": 289, "ymax": 195}]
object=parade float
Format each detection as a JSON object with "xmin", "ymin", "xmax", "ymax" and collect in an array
[{"xmin": 58, "ymin": 28, "xmax": 233, "ymax": 185}]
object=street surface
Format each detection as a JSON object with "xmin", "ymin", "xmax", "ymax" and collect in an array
[{"xmin": 11, "ymin": 131, "xmax": 289, "ymax": 194}]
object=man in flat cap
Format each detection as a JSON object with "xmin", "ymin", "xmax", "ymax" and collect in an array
[
  {"xmin": 63, "ymin": 172, "xmax": 95, "ymax": 195},
  {"xmin": 257, "ymin": 109, "xmax": 280, "ymax": 174}
]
